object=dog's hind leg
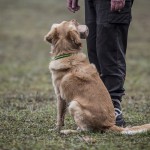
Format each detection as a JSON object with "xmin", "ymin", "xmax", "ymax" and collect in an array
[
  {"xmin": 69, "ymin": 100, "xmax": 89, "ymax": 131},
  {"xmin": 60, "ymin": 100, "xmax": 89, "ymax": 134}
]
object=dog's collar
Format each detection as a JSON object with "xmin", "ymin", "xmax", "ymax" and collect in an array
[{"xmin": 53, "ymin": 53, "xmax": 73, "ymax": 60}]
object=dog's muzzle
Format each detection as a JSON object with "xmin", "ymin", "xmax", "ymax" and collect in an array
[{"xmin": 77, "ymin": 25, "xmax": 89, "ymax": 39}]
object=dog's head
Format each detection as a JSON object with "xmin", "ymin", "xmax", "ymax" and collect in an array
[{"xmin": 44, "ymin": 20, "xmax": 88, "ymax": 56}]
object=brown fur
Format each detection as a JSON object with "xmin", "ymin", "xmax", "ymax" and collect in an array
[{"xmin": 45, "ymin": 20, "xmax": 150, "ymax": 135}]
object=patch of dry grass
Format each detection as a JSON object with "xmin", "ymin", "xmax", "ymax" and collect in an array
[{"xmin": 0, "ymin": 0, "xmax": 150, "ymax": 149}]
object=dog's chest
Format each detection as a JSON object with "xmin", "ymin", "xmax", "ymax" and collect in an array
[{"xmin": 50, "ymin": 69, "xmax": 68, "ymax": 93}]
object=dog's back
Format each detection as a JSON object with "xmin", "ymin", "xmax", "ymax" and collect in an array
[{"xmin": 50, "ymin": 53, "xmax": 116, "ymax": 130}]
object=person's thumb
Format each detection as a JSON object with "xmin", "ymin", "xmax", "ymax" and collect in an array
[{"xmin": 72, "ymin": 0, "xmax": 77, "ymax": 9}]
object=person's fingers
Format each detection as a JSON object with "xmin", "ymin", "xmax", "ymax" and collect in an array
[
  {"xmin": 67, "ymin": 0, "xmax": 75, "ymax": 13},
  {"xmin": 111, "ymin": 1, "xmax": 115, "ymax": 11},
  {"xmin": 111, "ymin": 0, "xmax": 126, "ymax": 11},
  {"xmin": 74, "ymin": 6, "xmax": 80, "ymax": 11},
  {"xmin": 67, "ymin": 0, "xmax": 80, "ymax": 13},
  {"xmin": 122, "ymin": 0, "xmax": 125, "ymax": 7},
  {"xmin": 67, "ymin": 0, "xmax": 72, "ymax": 8},
  {"xmin": 114, "ymin": 2, "xmax": 120, "ymax": 11},
  {"xmin": 117, "ymin": 2, "xmax": 123, "ymax": 10},
  {"xmin": 68, "ymin": 7, "xmax": 75, "ymax": 13},
  {"xmin": 72, "ymin": 0, "xmax": 80, "ymax": 11},
  {"xmin": 72, "ymin": 0, "xmax": 77, "ymax": 9}
]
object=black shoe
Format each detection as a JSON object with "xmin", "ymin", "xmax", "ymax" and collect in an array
[{"xmin": 112, "ymin": 99, "xmax": 126, "ymax": 127}]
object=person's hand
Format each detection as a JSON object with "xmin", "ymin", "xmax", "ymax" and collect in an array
[
  {"xmin": 111, "ymin": 0, "xmax": 125, "ymax": 11},
  {"xmin": 67, "ymin": 0, "xmax": 80, "ymax": 13}
]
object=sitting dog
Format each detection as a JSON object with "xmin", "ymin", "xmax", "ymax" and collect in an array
[{"xmin": 44, "ymin": 20, "xmax": 150, "ymax": 135}]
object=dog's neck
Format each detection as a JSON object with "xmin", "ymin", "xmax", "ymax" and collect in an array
[
  {"xmin": 50, "ymin": 37, "xmax": 81, "ymax": 57},
  {"xmin": 50, "ymin": 45, "xmax": 81, "ymax": 57},
  {"xmin": 53, "ymin": 53, "xmax": 73, "ymax": 60},
  {"xmin": 49, "ymin": 52, "xmax": 88, "ymax": 71}
]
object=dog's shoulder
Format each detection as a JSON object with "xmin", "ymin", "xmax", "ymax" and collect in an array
[{"xmin": 73, "ymin": 63, "xmax": 98, "ymax": 81}]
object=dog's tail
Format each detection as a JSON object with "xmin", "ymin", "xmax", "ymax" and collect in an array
[{"xmin": 109, "ymin": 124, "xmax": 150, "ymax": 135}]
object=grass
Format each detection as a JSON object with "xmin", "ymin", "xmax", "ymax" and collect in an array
[{"xmin": 0, "ymin": 0, "xmax": 150, "ymax": 149}]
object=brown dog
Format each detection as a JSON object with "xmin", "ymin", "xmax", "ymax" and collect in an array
[{"xmin": 45, "ymin": 20, "xmax": 150, "ymax": 135}]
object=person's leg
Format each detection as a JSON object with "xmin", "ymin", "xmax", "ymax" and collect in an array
[
  {"xmin": 96, "ymin": 23, "xmax": 129, "ymax": 100},
  {"xmin": 85, "ymin": 0, "xmax": 101, "ymax": 74},
  {"xmin": 96, "ymin": 23, "xmax": 130, "ymax": 126},
  {"xmin": 94, "ymin": 0, "xmax": 132, "ymax": 126}
]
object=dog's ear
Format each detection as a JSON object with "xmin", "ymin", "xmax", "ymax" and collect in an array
[
  {"xmin": 44, "ymin": 24, "xmax": 59, "ymax": 44},
  {"xmin": 67, "ymin": 30, "xmax": 82, "ymax": 47}
]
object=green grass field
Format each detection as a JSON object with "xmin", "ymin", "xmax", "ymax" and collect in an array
[{"xmin": 0, "ymin": 0, "xmax": 150, "ymax": 149}]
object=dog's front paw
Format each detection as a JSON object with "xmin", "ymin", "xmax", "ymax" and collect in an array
[
  {"xmin": 48, "ymin": 126, "xmax": 61, "ymax": 132},
  {"xmin": 60, "ymin": 129, "xmax": 78, "ymax": 135}
]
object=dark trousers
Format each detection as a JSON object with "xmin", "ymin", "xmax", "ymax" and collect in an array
[{"xmin": 85, "ymin": 0, "xmax": 132, "ymax": 100}]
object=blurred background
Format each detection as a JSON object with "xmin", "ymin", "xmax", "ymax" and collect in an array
[
  {"xmin": 0, "ymin": 0, "xmax": 150, "ymax": 96},
  {"xmin": 0, "ymin": 0, "xmax": 150, "ymax": 149},
  {"xmin": 0, "ymin": 0, "xmax": 85, "ymax": 96}
]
